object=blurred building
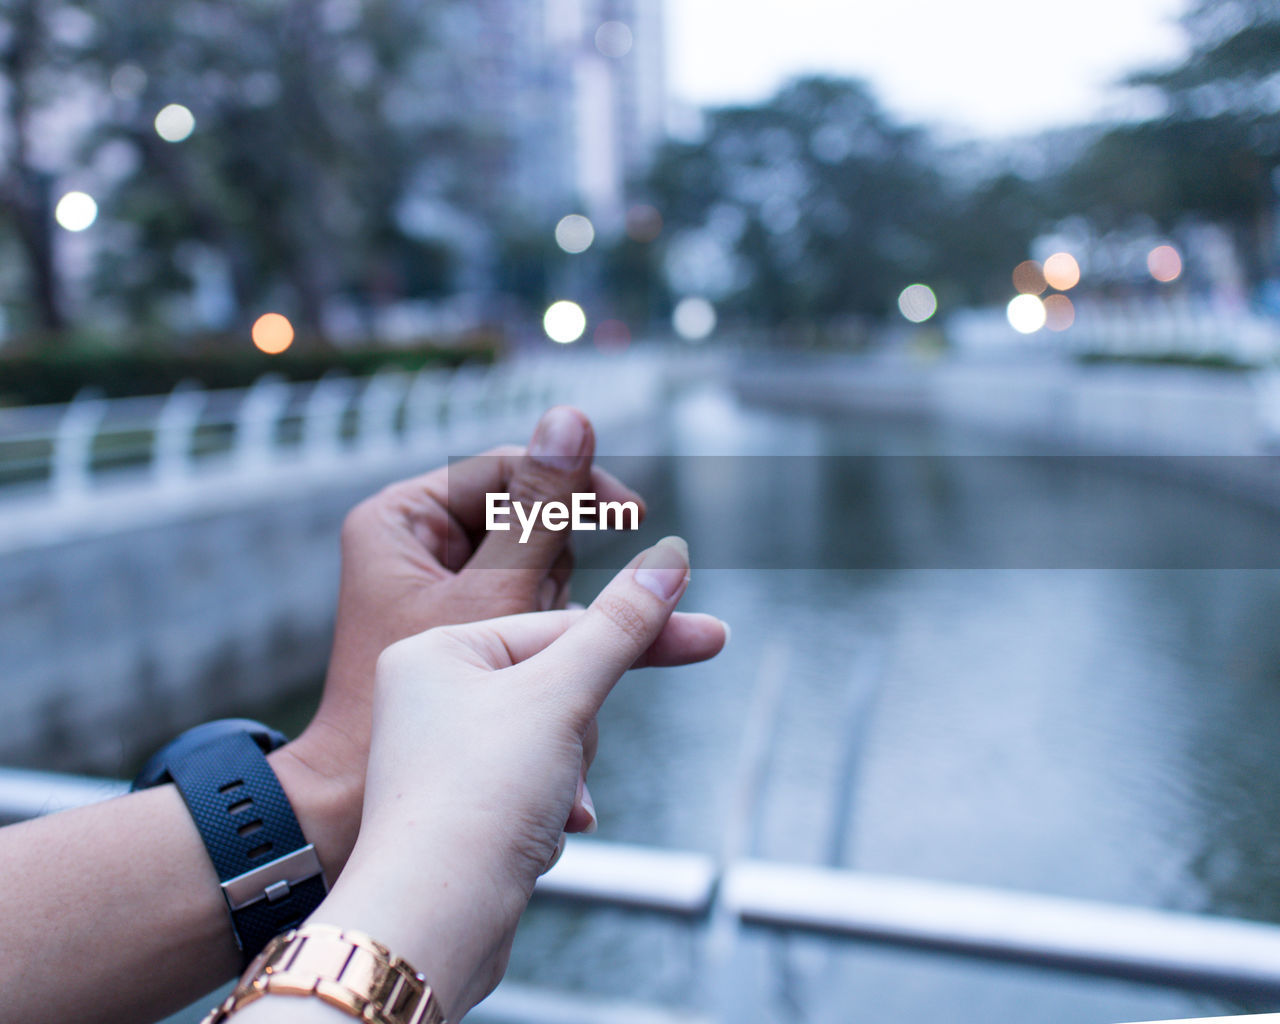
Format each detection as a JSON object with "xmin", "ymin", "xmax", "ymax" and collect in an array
[{"xmin": 441, "ymin": 0, "xmax": 667, "ymax": 230}]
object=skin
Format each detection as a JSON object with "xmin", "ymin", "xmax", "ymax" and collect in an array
[
  {"xmin": 234, "ymin": 537, "xmax": 726, "ymax": 1023},
  {"xmin": 0, "ymin": 406, "xmax": 648, "ymax": 1024}
]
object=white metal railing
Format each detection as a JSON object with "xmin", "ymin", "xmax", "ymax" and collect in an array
[
  {"xmin": 4, "ymin": 765, "xmax": 1280, "ymax": 1005},
  {"xmin": 0, "ymin": 353, "xmax": 666, "ymax": 509}
]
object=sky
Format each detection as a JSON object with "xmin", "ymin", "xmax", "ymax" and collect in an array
[{"xmin": 665, "ymin": 0, "xmax": 1189, "ymax": 139}]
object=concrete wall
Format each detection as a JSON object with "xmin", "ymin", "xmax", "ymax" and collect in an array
[
  {"xmin": 0, "ymin": 487, "xmax": 356, "ymax": 772},
  {"xmin": 733, "ymin": 357, "xmax": 1280, "ymax": 509},
  {"xmin": 0, "ymin": 357, "xmax": 669, "ymax": 773}
]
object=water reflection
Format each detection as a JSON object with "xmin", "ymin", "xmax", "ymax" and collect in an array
[{"xmin": 502, "ymin": 387, "xmax": 1280, "ymax": 1021}]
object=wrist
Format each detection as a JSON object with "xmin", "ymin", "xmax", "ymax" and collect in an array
[
  {"xmin": 314, "ymin": 841, "xmax": 525, "ymax": 1021},
  {"xmin": 268, "ymin": 739, "xmax": 363, "ymax": 884}
]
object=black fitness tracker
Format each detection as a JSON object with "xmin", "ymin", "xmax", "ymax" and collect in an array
[{"xmin": 132, "ymin": 718, "xmax": 328, "ymax": 963}]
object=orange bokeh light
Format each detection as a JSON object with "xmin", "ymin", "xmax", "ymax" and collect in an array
[
  {"xmin": 1148, "ymin": 245, "xmax": 1182, "ymax": 283},
  {"xmin": 1043, "ymin": 294, "xmax": 1075, "ymax": 332},
  {"xmin": 1012, "ymin": 260, "xmax": 1046, "ymax": 295},
  {"xmin": 1043, "ymin": 252, "xmax": 1080, "ymax": 291},
  {"xmin": 593, "ymin": 318, "xmax": 631, "ymax": 352},
  {"xmin": 625, "ymin": 204, "xmax": 663, "ymax": 243},
  {"xmin": 252, "ymin": 313, "xmax": 294, "ymax": 354}
]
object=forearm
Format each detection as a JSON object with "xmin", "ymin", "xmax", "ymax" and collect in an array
[{"xmin": 0, "ymin": 748, "xmax": 356, "ymax": 1024}]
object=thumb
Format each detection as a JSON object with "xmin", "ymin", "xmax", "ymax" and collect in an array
[
  {"xmin": 464, "ymin": 406, "xmax": 594, "ymax": 574},
  {"xmin": 532, "ymin": 536, "xmax": 690, "ymax": 719}
]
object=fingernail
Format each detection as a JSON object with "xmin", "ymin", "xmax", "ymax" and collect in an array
[
  {"xmin": 721, "ymin": 620, "xmax": 732, "ymax": 647},
  {"xmin": 634, "ymin": 536, "xmax": 689, "ymax": 600},
  {"xmin": 529, "ymin": 406, "xmax": 588, "ymax": 471},
  {"xmin": 581, "ymin": 781, "xmax": 598, "ymax": 834}
]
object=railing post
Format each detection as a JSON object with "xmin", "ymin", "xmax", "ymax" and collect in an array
[
  {"xmin": 153, "ymin": 383, "xmax": 205, "ymax": 487},
  {"xmin": 235, "ymin": 374, "xmax": 290, "ymax": 474},
  {"xmin": 52, "ymin": 390, "xmax": 106, "ymax": 503},
  {"xmin": 442, "ymin": 365, "xmax": 487, "ymax": 441},
  {"xmin": 404, "ymin": 368, "xmax": 448, "ymax": 443},
  {"xmin": 302, "ymin": 372, "xmax": 353, "ymax": 464},
  {"xmin": 357, "ymin": 371, "xmax": 408, "ymax": 455}
]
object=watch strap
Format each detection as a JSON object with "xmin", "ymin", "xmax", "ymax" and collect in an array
[
  {"xmin": 201, "ymin": 923, "xmax": 447, "ymax": 1024},
  {"xmin": 167, "ymin": 731, "xmax": 327, "ymax": 961}
]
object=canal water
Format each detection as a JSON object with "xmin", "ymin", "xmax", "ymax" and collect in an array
[
  {"xmin": 497, "ymin": 385, "xmax": 1280, "ymax": 1023},
  {"xmin": 166, "ymin": 381, "xmax": 1280, "ymax": 1023}
]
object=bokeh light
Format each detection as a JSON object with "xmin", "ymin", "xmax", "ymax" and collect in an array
[
  {"xmin": 544, "ymin": 300, "xmax": 586, "ymax": 344},
  {"xmin": 55, "ymin": 191, "xmax": 98, "ymax": 232},
  {"xmin": 672, "ymin": 297, "xmax": 716, "ymax": 342},
  {"xmin": 595, "ymin": 21, "xmax": 633, "ymax": 58},
  {"xmin": 1148, "ymin": 245, "xmax": 1182, "ymax": 283},
  {"xmin": 1007, "ymin": 294, "xmax": 1046, "ymax": 334},
  {"xmin": 1043, "ymin": 252, "xmax": 1080, "ymax": 291},
  {"xmin": 1012, "ymin": 260, "xmax": 1047, "ymax": 295},
  {"xmin": 593, "ymin": 319, "xmax": 631, "ymax": 352},
  {"xmin": 897, "ymin": 283, "xmax": 938, "ymax": 324},
  {"xmin": 251, "ymin": 313, "xmax": 295, "ymax": 354},
  {"xmin": 554, "ymin": 214, "xmax": 595, "ymax": 254},
  {"xmin": 154, "ymin": 103, "xmax": 196, "ymax": 143},
  {"xmin": 1043, "ymin": 294, "xmax": 1075, "ymax": 332},
  {"xmin": 625, "ymin": 204, "xmax": 663, "ymax": 243},
  {"xmin": 110, "ymin": 64, "xmax": 147, "ymax": 100}
]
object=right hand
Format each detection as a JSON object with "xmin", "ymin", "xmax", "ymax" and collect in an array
[{"xmin": 313, "ymin": 537, "xmax": 727, "ymax": 1021}]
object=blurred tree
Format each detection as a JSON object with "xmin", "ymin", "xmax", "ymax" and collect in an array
[
  {"xmin": 925, "ymin": 171, "xmax": 1048, "ymax": 306},
  {"xmin": 80, "ymin": 0, "xmax": 480, "ymax": 339},
  {"xmin": 1067, "ymin": 0, "xmax": 1280, "ymax": 287},
  {"xmin": 0, "ymin": 0, "xmax": 97, "ymax": 332},
  {"xmin": 648, "ymin": 77, "xmax": 946, "ymax": 326},
  {"xmin": 645, "ymin": 76, "xmax": 1049, "ymax": 330}
]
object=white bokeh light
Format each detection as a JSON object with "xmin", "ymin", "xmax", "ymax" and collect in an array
[
  {"xmin": 554, "ymin": 214, "xmax": 595, "ymax": 254},
  {"xmin": 543, "ymin": 300, "xmax": 587, "ymax": 344},
  {"xmin": 897, "ymin": 283, "xmax": 937, "ymax": 323},
  {"xmin": 1007, "ymin": 294, "xmax": 1047, "ymax": 334},
  {"xmin": 673, "ymin": 296, "xmax": 716, "ymax": 341},
  {"xmin": 154, "ymin": 103, "xmax": 196, "ymax": 143},
  {"xmin": 55, "ymin": 191, "xmax": 98, "ymax": 232},
  {"xmin": 595, "ymin": 21, "xmax": 633, "ymax": 58}
]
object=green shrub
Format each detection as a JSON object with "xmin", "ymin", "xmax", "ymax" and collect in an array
[{"xmin": 0, "ymin": 334, "xmax": 498, "ymax": 405}]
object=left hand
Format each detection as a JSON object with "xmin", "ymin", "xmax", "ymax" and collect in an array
[{"xmin": 314, "ymin": 537, "xmax": 727, "ymax": 1021}]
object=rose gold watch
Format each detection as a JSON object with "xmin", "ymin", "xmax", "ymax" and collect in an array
[{"xmin": 202, "ymin": 923, "xmax": 447, "ymax": 1024}]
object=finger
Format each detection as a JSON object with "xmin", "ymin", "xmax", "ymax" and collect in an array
[
  {"xmin": 540, "ymin": 833, "xmax": 567, "ymax": 874},
  {"xmin": 375, "ymin": 441, "xmax": 641, "ymax": 572},
  {"xmin": 464, "ymin": 406, "xmax": 596, "ymax": 573},
  {"xmin": 631, "ymin": 613, "xmax": 728, "ymax": 667},
  {"xmin": 532, "ymin": 537, "xmax": 691, "ymax": 716},
  {"xmin": 436, "ymin": 606, "xmax": 722, "ymax": 670},
  {"xmin": 537, "ymin": 576, "xmax": 558, "ymax": 611},
  {"xmin": 373, "ymin": 445, "xmax": 522, "ymax": 571},
  {"xmin": 437, "ymin": 452, "xmax": 644, "ymax": 536},
  {"xmin": 581, "ymin": 718, "xmax": 599, "ymax": 770},
  {"xmin": 548, "ymin": 546, "xmax": 574, "ymax": 609}
]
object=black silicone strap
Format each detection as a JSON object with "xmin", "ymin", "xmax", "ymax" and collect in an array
[{"xmin": 166, "ymin": 731, "xmax": 327, "ymax": 962}]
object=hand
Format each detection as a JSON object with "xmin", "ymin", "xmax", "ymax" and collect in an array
[
  {"xmin": 313, "ymin": 537, "xmax": 728, "ymax": 1021},
  {"xmin": 271, "ymin": 406, "xmax": 642, "ymax": 880}
]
